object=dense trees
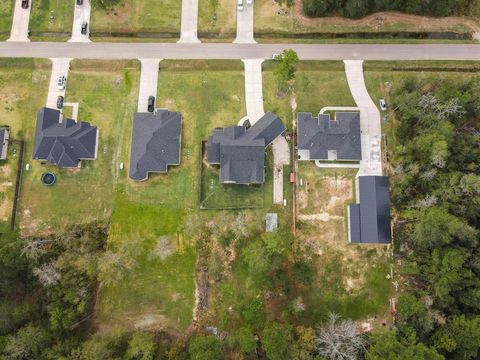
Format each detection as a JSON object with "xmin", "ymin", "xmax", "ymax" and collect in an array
[
  {"xmin": 301, "ymin": 0, "xmax": 480, "ymax": 18},
  {"xmin": 385, "ymin": 75, "xmax": 480, "ymax": 359}
]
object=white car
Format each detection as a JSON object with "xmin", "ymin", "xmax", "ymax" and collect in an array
[
  {"xmin": 246, "ymin": 0, "xmax": 253, "ymax": 4},
  {"xmin": 237, "ymin": 0, "xmax": 244, "ymax": 11},
  {"xmin": 379, "ymin": 99, "xmax": 387, "ymax": 111},
  {"xmin": 57, "ymin": 75, "xmax": 66, "ymax": 90},
  {"xmin": 271, "ymin": 53, "xmax": 281, "ymax": 60}
]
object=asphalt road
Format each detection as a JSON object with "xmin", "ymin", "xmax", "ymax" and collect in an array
[{"xmin": 1, "ymin": 42, "xmax": 480, "ymax": 60}]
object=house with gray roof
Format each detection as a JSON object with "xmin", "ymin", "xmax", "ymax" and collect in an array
[
  {"xmin": 348, "ymin": 176, "xmax": 391, "ymax": 244},
  {"xmin": 297, "ymin": 112, "xmax": 361, "ymax": 161},
  {"xmin": 129, "ymin": 109, "xmax": 182, "ymax": 181},
  {"xmin": 32, "ymin": 107, "xmax": 98, "ymax": 168},
  {"xmin": 0, "ymin": 128, "xmax": 9, "ymax": 160},
  {"xmin": 207, "ymin": 112, "xmax": 286, "ymax": 184}
]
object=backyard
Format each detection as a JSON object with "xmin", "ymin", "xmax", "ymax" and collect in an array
[
  {"xmin": 0, "ymin": 0, "xmax": 13, "ymax": 40},
  {"xmin": 90, "ymin": 0, "xmax": 181, "ymax": 38},
  {"xmin": 296, "ymin": 162, "xmax": 393, "ymax": 326},
  {"xmin": 254, "ymin": 0, "xmax": 477, "ymax": 41},
  {"xmin": 198, "ymin": 0, "xmax": 236, "ymax": 40},
  {"xmin": 29, "ymin": 0, "xmax": 74, "ymax": 38}
]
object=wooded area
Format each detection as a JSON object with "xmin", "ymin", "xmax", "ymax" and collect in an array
[{"xmin": 302, "ymin": 0, "xmax": 480, "ymax": 18}]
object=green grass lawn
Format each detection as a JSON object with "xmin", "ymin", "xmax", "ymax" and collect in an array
[
  {"xmin": 18, "ymin": 60, "xmax": 140, "ymax": 236},
  {"xmin": 263, "ymin": 61, "xmax": 356, "ymax": 131},
  {"xmin": 0, "ymin": 59, "xmax": 51, "ymax": 233},
  {"xmin": 29, "ymin": 0, "xmax": 74, "ymax": 36},
  {"xmin": 198, "ymin": 0, "xmax": 236, "ymax": 40},
  {"xmin": 96, "ymin": 60, "xmax": 250, "ymax": 332},
  {"xmin": 0, "ymin": 0, "xmax": 14, "ymax": 40},
  {"xmin": 90, "ymin": 0, "xmax": 181, "ymax": 37}
]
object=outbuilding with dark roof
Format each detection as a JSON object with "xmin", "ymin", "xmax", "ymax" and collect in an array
[
  {"xmin": 207, "ymin": 112, "xmax": 286, "ymax": 184},
  {"xmin": 297, "ymin": 112, "xmax": 361, "ymax": 161},
  {"xmin": 129, "ymin": 109, "xmax": 182, "ymax": 181},
  {"xmin": 32, "ymin": 107, "xmax": 98, "ymax": 168},
  {"xmin": 348, "ymin": 176, "xmax": 391, "ymax": 244},
  {"xmin": 0, "ymin": 128, "xmax": 9, "ymax": 160}
]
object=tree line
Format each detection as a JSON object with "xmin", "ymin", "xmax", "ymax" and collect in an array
[{"xmin": 302, "ymin": 0, "xmax": 480, "ymax": 18}]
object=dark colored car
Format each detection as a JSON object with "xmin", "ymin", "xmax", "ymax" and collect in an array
[
  {"xmin": 147, "ymin": 96, "xmax": 155, "ymax": 112},
  {"xmin": 21, "ymin": 0, "xmax": 29, "ymax": 9},
  {"xmin": 56, "ymin": 96, "xmax": 64, "ymax": 109},
  {"xmin": 81, "ymin": 22, "xmax": 88, "ymax": 35},
  {"xmin": 76, "ymin": 0, "xmax": 83, "ymax": 5}
]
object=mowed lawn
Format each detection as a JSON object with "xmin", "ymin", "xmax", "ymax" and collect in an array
[
  {"xmin": 29, "ymin": 0, "xmax": 74, "ymax": 35},
  {"xmin": 91, "ymin": 0, "xmax": 181, "ymax": 36},
  {"xmin": 263, "ymin": 61, "xmax": 356, "ymax": 131},
  {"xmin": 19, "ymin": 60, "xmax": 140, "ymax": 236},
  {"xmin": 0, "ymin": 59, "xmax": 50, "ymax": 233},
  {"xmin": 96, "ymin": 60, "xmax": 247, "ymax": 332},
  {"xmin": 0, "ymin": 0, "xmax": 14, "ymax": 40},
  {"xmin": 198, "ymin": 0, "xmax": 236, "ymax": 40}
]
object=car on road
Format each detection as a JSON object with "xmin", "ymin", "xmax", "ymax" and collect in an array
[
  {"xmin": 21, "ymin": 0, "xmax": 29, "ymax": 9},
  {"xmin": 57, "ymin": 75, "xmax": 66, "ymax": 90},
  {"xmin": 76, "ymin": 0, "xmax": 83, "ymax": 4},
  {"xmin": 246, "ymin": 0, "xmax": 253, "ymax": 4},
  {"xmin": 271, "ymin": 53, "xmax": 281, "ymax": 60},
  {"xmin": 147, "ymin": 96, "xmax": 155, "ymax": 112},
  {"xmin": 379, "ymin": 99, "xmax": 387, "ymax": 111},
  {"xmin": 56, "ymin": 96, "xmax": 64, "ymax": 109},
  {"xmin": 237, "ymin": 0, "xmax": 244, "ymax": 11},
  {"xmin": 81, "ymin": 22, "xmax": 88, "ymax": 35}
]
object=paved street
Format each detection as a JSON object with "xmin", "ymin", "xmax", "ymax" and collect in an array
[
  {"xmin": 7, "ymin": 0, "xmax": 31, "ymax": 42},
  {"xmin": 234, "ymin": 2, "xmax": 255, "ymax": 44},
  {"xmin": 137, "ymin": 59, "xmax": 161, "ymax": 112},
  {"xmin": 69, "ymin": 0, "xmax": 91, "ymax": 43},
  {"xmin": 344, "ymin": 60, "xmax": 382, "ymax": 178},
  {"xmin": 178, "ymin": 0, "xmax": 200, "ymax": 43},
  {"xmin": 46, "ymin": 58, "xmax": 72, "ymax": 109},
  {"xmin": 1, "ymin": 42, "xmax": 479, "ymax": 60}
]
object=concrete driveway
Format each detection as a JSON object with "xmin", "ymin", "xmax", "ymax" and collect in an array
[
  {"xmin": 46, "ymin": 58, "xmax": 72, "ymax": 109},
  {"xmin": 178, "ymin": 0, "xmax": 200, "ymax": 43},
  {"xmin": 344, "ymin": 60, "xmax": 382, "ymax": 177},
  {"xmin": 69, "ymin": 0, "xmax": 91, "ymax": 43},
  {"xmin": 7, "ymin": 0, "xmax": 31, "ymax": 42},
  {"xmin": 242, "ymin": 59, "xmax": 289, "ymax": 204},
  {"xmin": 137, "ymin": 59, "xmax": 161, "ymax": 112},
  {"xmin": 234, "ymin": 2, "xmax": 255, "ymax": 44}
]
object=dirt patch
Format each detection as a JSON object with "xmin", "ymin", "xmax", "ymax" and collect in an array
[
  {"xmin": 134, "ymin": 313, "xmax": 171, "ymax": 331},
  {"xmin": 1, "ymin": 164, "xmax": 12, "ymax": 179},
  {"xmin": 0, "ymin": 199, "xmax": 11, "ymax": 221}
]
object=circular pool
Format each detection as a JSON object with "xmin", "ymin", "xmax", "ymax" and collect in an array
[{"xmin": 41, "ymin": 172, "xmax": 56, "ymax": 186}]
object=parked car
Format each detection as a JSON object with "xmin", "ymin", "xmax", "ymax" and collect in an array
[
  {"xmin": 81, "ymin": 22, "xmax": 88, "ymax": 35},
  {"xmin": 76, "ymin": 0, "xmax": 83, "ymax": 4},
  {"xmin": 56, "ymin": 96, "xmax": 64, "ymax": 109},
  {"xmin": 21, "ymin": 0, "xmax": 29, "ymax": 9},
  {"xmin": 246, "ymin": 0, "xmax": 253, "ymax": 4},
  {"xmin": 147, "ymin": 96, "xmax": 155, "ymax": 113},
  {"xmin": 57, "ymin": 75, "xmax": 66, "ymax": 90},
  {"xmin": 379, "ymin": 99, "xmax": 387, "ymax": 111},
  {"xmin": 237, "ymin": 0, "xmax": 244, "ymax": 11}
]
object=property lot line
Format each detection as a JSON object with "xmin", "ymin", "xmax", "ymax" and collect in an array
[{"xmin": 1, "ymin": 43, "xmax": 480, "ymax": 60}]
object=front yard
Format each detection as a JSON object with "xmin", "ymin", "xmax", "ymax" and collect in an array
[
  {"xmin": 198, "ymin": 0, "xmax": 236, "ymax": 40},
  {"xmin": 90, "ymin": 0, "xmax": 181, "ymax": 38},
  {"xmin": 29, "ymin": 0, "xmax": 74, "ymax": 38},
  {"xmin": 0, "ymin": 0, "xmax": 14, "ymax": 40}
]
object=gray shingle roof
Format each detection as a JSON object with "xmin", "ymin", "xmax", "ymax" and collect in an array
[
  {"xmin": 207, "ymin": 112, "xmax": 286, "ymax": 184},
  {"xmin": 348, "ymin": 176, "xmax": 391, "ymax": 244},
  {"xmin": 32, "ymin": 107, "xmax": 98, "ymax": 168},
  {"xmin": 297, "ymin": 112, "xmax": 361, "ymax": 161},
  {"xmin": 129, "ymin": 109, "xmax": 182, "ymax": 181}
]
